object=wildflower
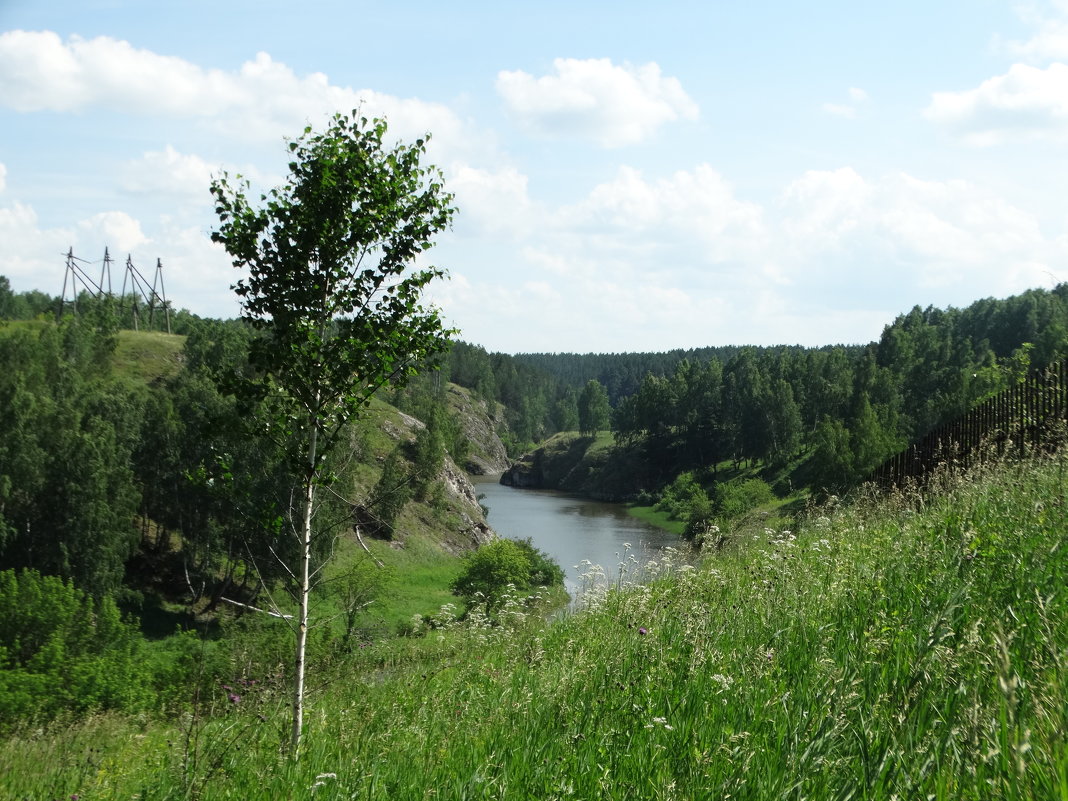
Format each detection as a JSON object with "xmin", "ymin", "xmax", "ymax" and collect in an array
[
  {"xmin": 645, "ymin": 716, "xmax": 675, "ymax": 731},
  {"xmin": 638, "ymin": 627, "xmax": 648, "ymax": 635},
  {"xmin": 228, "ymin": 693, "xmax": 241, "ymax": 704}
]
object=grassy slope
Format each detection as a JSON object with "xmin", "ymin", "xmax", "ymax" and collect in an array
[
  {"xmin": 112, "ymin": 329, "xmax": 187, "ymax": 383},
  {"xmin": 5, "ymin": 454, "xmax": 1066, "ymax": 799}
]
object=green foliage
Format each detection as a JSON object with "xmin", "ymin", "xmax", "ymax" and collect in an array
[
  {"xmin": 211, "ymin": 112, "xmax": 456, "ymax": 752},
  {"xmin": 0, "ymin": 570, "xmax": 151, "ymax": 728},
  {"xmin": 6, "ymin": 456, "xmax": 1067, "ymax": 800},
  {"xmin": 512, "ymin": 536, "xmax": 566, "ymax": 588},
  {"xmin": 0, "ymin": 319, "xmax": 141, "ymax": 596},
  {"xmin": 714, "ymin": 477, "xmax": 775, "ymax": 521},
  {"xmin": 369, "ymin": 445, "xmax": 411, "ymax": 539},
  {"xmin": 809, "ymin": 416, "xmax": 854, "ymax": 492},
  {"xmin": 210, "ymin": 112, "xmax": 455, "ymax": 454},
  {"xmin": 578, "ymin": 378, "xmax": 611, "ymax": 436},
  {"xmin": 450, "ymin": 537, "xmax": 563, "ymax": 609},
  {"xmin": 654, "ymin": 470, "xmax": 706, "ymax": 521},
  {"xmin": 450, "ymin": 538, "xmax": 532, "ymax": 607},
  {"xmin": 409, "ymin": 404, "xmax": 446, "ymax": 501}
]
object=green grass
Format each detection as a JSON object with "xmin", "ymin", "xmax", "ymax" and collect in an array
[
  {"xmin": 4, "ymin": 454, "xmax": 1067, "ymax": 799},
  {"xmin": 625, "ymin": 502, "xmax": 685, "ymax": 535},
  {"xmin": 357, "ymin": 533, "xmax": 463, "ymax": 635},
  {"xmin": 112, "ymin": 329, "xmax": 187, "ymax": 383}
]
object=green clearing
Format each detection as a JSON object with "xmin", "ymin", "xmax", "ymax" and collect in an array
[
  {"xmin": 112, "ymin": 329, "xmax": 186, "ymax": 384},
  {"xmin": 4, "ymin": 453, "xmax": 1066, "ymax": 799},
  {"xmin": 625, "ymin": 502, "xmax": 685, "ymax": 535}
]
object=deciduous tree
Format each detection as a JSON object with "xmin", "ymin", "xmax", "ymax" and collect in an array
[{"xmin": 209, "ymin": 111, "xmax": 455, "ymax": 755}]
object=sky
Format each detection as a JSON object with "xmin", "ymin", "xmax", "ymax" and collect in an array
[{"xmin": 2, "ymin": 0, "xmax": 1068, "ymax": 353}]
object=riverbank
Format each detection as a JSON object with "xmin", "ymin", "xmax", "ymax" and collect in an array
[
  {"xmin": 475, "ymin": 476, "xmax": 682, "ymax": 593},
  {"xmin": 6, "ymin": 454, "xmax": 1064, "ymax": 799}
]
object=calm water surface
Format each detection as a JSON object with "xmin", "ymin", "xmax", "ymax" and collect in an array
[{"xmin": 473, "ymin": 477, "xmax": 681, "ymax": 594}]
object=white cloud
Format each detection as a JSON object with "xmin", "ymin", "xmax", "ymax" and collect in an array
[
  {"xmin": 822, "ymin": 103, "xmax": 856, "ymax": 118},
  {"xmin": 77, "ymin": 211, "xmax": 149, "ymax": 253},
  {"xmin": 926, "ymin": 62, "xmax": 1068, "ymax": 144},
  {"xmin": 999, "ymin": 1, "xmax": 1068, "ymax": 61},
  {"xmin": 781, "ymin": 167, "xmax": 872, "ymax": 246},
  {"xmin": 561, "ymin": 164, "xmax": 764, "ymax": 259},
  {"xmin": 0, "ymin": 31, "xmax": 473, "ymax": 154},
  {"xmin": 496, "ymin": 58, "xmax": 698, "ymax": 147},
  {"xmin": 447, "ymin": 164, "xmax": 535, "ymax": 237},
  {"xmin": 779, "ymin": 168, "xmax": 1050, "ymax": 294},
  {"xmin": 122, "ymin": 146, "xmax": 219, "ymax": 198},
  {"xmin": 0, "ymin": 191, "xmax": 238, "ymax": 317},
  {"xmin": 438, "ymin": 157, "xmax": 1064, "ymax": 350}
]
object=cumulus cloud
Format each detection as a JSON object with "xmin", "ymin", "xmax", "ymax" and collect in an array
[
  {"xmin": 561, "ymin": 164, "xmax": 764, "ymax": 259},
  {"xmin": 779, "ymin": 168, "xmax": 1050, "ymax": 296},
  {"xmin": 0, "ymin": 30, "xmax": 472, "ymax": 153},
  {"xmin": 926, "ymin": 62, "xmax": 1068, "ymax": 144},
  {"xmin": 77, "ymin": 211, "xmax": 149, "ymax": 253},
  {"xmin": 998, "ymin": 1, "xmax": 1068, "ymax": 61},
  {"xmin": 448, "ymin": 164, "xmax": 535, "ymax": 237},
  {"xmin": 433, "ymin": 148, "xmax": 1068, "ymax": 350},
  {"xmin": 496, "ymin": 58, "xmax": 698, "ymax": 147},
  {"xmin": 0, "ymin": 189, "xmax": 238, "ymax": 318},
  {"xmin": 121, "ymin": 146, "xmax": 219, "ymax": 198}
]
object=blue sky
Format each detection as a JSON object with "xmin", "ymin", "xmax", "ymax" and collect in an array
[{"xmin": 2, "ymin": 0, "xmax": 1066, "ymax": 352}]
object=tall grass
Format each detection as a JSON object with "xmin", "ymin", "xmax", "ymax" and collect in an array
[{"xmin": 3, "ymin": 455, "xmax": 1066, "ymax": 799}]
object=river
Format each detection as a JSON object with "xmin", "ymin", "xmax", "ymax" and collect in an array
[{"xmin": 472, "ymin": 477, "xmax": 682, "ymax": 595}]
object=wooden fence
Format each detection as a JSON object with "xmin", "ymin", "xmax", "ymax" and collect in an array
[{"xmin": 867, "ymin": 358, "xmax": 1068, "ymax": 488}]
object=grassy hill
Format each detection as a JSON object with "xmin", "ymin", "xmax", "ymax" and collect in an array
[
  {"xmin": 4, "ymin": 452, "xmax": 1065, "ymax": 799},
  {"xmin": 112, "ymin": 329, "xmax": 186, "ymax": 384}
]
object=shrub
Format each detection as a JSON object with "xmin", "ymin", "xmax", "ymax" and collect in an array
[
  {"xmin": 512, "ymin": 537, "xmax": 565, "ymax": 588},
  {"xmin": 451, "ymin": 539, "xmax": 532, "ymax": 607},
  {"xmin": 655, "ymin": 471, "xmax": 706, "ymax": 520},
  {"xmin": 451, "ymin": 537, "xmax": 564, "ymax": 610},
  {"xmin": 715, "ymin": 477, "xmax": 775, "ymax": 521},
  {"xmin": 0, "ymin": 569, "xmax": 153, "ymax": 728}
]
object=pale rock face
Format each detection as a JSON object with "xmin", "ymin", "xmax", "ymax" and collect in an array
[
  {"xmin": 445, "ymin": 384, "xmax": 511, "ymax": 475},
  {"xmin": 442, "ymin": 457, "xmax": 495, "ymax": 549}
]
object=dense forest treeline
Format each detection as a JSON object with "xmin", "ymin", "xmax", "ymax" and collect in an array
[
  {"xmin": 441, "ymin": 284, "xmax": 1068, "ymax": 492},
  {"xmin": 0, "ymin": 279, "xmax": 501, "ymax": 729},
  {"xmin": 3, "ymin": 274, "xmax": 1068, "ymax": 730}
]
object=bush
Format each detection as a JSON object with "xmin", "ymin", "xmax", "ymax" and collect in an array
[
  {"xmin": 0, "ymin": 569, "xmax": 153, "ymax": 728},
  {"xmin": 655, "ymin": 471, "xmax": 706, "ymax": 520},
  {"xmin": 512, "ymin": 537, "xmax": 565, "ymax": 588},
  {"xmin": 451, "ymin": 537, "xmax": 564, "ymax": 609},
  {"xmin": 715, "ymin": 478, "xmax": 775, "ymax": 521}
]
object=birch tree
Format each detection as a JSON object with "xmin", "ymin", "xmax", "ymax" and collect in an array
[{"xmin": 209, "ymin": 111, "xmax": 454, "ymax": 755}]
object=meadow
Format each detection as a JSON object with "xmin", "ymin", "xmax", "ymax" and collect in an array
[{"xmin": 2, "ymin": 452, "xmax": 1066, "ymax": 800}]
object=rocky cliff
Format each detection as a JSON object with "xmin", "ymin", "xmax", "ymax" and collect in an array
[
  {"xmin": 444, "ymin": 383, "xmax": 511, "ymax": 475},
  {"xmin": 500, "ymin": 432, "xmax": 665, "ymax": 502}
]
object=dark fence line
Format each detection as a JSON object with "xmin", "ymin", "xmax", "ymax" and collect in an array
[{"xmin": 868, "ymin": 358, "xmax": 1068, "ymax": 488}]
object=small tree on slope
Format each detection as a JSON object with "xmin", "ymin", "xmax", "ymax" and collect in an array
[{"xmin": 210, "ymin": 111, "xmax": 455, "ymax": 756}]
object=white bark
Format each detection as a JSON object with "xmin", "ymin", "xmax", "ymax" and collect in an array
[{"xmin": 290, "ymin": 408, "xmax": 319, "ymax": 756}]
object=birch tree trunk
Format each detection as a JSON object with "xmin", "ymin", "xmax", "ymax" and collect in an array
[{"xmin": 291, "ymin": 410, "xmax": 318, "ymax": 755}]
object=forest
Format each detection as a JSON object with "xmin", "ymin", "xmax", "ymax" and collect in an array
[
  {"xmin": 2, "ymin": 272, "xmax": 1068, "ymax": 793},
  {"xmin": 449, "ymin": 282, "xmax": 1068, "ymax": 487}
]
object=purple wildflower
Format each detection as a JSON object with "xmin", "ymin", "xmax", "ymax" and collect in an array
[
  {"xmin": 228, "ymin": 693, "xmax": 241, "ymax": 704},
  {"xmin": 638, "ymin": 627, "xmax": 648, "ymax": 636}
]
